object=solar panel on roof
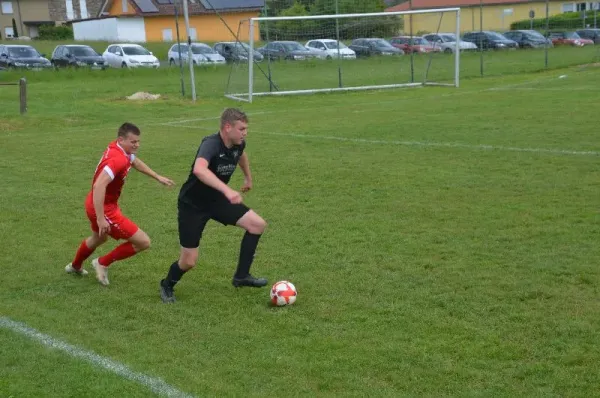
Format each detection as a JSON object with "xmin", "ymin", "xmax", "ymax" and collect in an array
[
  {"xmin": 132, "ymin": 0, "xmax": 159, "ymax": 12},
  {"xmin": 199, "ymin": 0, "xmax": 264, "ymax": 10},
  {"xmin": 155, "ymin": 0, "xmax": 172, "ymax": 4}
]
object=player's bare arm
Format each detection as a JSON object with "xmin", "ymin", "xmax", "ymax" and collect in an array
[
  {"xmin": 238, "ymin": 152, "xmax": 252, "ymax": 193},
  {"xmin": 93, "ymin": 171, "xmax": 112, "ymax": 236},
  {"xmin": 193, "ymin": 157, "xmax": 242, "ymax": 204},
  {"xmin": 132, "ymin": 158, "xmax": 175, "ymax": 187}
]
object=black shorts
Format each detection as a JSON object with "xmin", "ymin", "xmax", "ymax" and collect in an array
[{"xmin": 177, "ymin": 197, "xmax": 250, "ymax": 248}]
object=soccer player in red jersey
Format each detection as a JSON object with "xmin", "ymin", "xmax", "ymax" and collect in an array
[{"xmin": 65, "ymin": 122, "xmax": 175, "ymax": 286}]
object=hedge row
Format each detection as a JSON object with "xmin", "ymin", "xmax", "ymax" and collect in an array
[{"xmin": 510, "ymin": 11, "xmax": 599, "ymax": 31}]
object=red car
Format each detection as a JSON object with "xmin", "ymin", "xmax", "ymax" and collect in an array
[
  {"xmin": 389, "ymin": 36, "xmax": 442, "ymax": 54},
  {"xmin": 548, "ymin": 31, "xmax": 594, "ymax": 46}
]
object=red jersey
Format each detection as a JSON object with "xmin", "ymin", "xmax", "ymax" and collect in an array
[{"xmin": 88, "ymin": 140, "xmax": 135, "ymax": 205}]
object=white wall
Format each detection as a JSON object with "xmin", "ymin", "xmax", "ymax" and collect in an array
[
  {"xmin": 73, "ymin": 17, "xmax": 146, "ymax": 42},
  {"xmin": 28, "ymin": 25, "xmax": 39, "ymax": 38},
  {"xmin": 116, "ymin": 18, "xmax": 146, "ymax": 42},
  {"xmin": 73, "ymin": 18, "xmax": 118, "ymax": 41}
]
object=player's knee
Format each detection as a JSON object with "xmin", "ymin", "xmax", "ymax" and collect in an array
[
  {"xmin": 134, "ymin": 235, "xmax": 151, "ymax": 251},
  {"xmin": 140, "ymin": 237, "xmax": 152, "ymax": 251},
  {"xmin": 88, "ymin": 234, "xmax": 107, "ymax": 249},
  {"xmin": 179, "ymin": 253, "xmax": 198, "ymax": 269},
  {"xmin": 248, "ymin": 216, "xmax": 267, "ymax": 235}
]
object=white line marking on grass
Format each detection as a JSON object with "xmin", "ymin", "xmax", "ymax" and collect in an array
[
  {"xmin": 258, "ymin": 131, "xmax": 600, "ymax": 157},
  {"xmin": 162, "ymin": 111, "xmax": 271, "ymax": 125},
  {"xmin": 162, "ymin": 126, "xmax": 599, "ymax": 157},
  {"xmin": 165, "ymin": 124, "xmax": 215, "ymax": 130},
  {"xmin": 157, "ymin": 76, "xmax": 562, "ymax": 127},
  {"xmin": 161, "ymin": 116, "xmax": 221, "ymax": 125},
  {"xmin": 489, "ymin": 86, "xmax": 597, "ymax": 92},
  {"xmin": 0, "ymin": 317, "xmax": 195, "ymax": 398}
]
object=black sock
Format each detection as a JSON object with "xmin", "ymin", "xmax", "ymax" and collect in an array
[
  {"xmin": 164, "ymin": 261, "xmax": 186, "ymax": 288},
  {"xmin": 235, "ymin": 232, "xmax": 261, "ymax": 279}
]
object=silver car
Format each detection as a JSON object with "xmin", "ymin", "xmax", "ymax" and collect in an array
[
  {"xmin": 422, "ymin": 33, "xmax": 478, "ymax": 53},
  {"xmin": 168, "ymin": 43, "xmax": 226, "ymax": 66}
]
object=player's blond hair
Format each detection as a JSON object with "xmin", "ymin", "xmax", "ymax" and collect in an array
[{"xmin": 220, "ymin": 108, "xmax": 248, "ymax": 129}]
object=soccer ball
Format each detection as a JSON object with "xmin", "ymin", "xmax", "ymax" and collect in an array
[{"xmin": 270, "ymin": 281, "xmax": 297, "ymax": 306}]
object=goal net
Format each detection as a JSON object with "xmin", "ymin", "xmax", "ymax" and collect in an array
[{"xmin": 225, "ymin": 7, "xmax": 461, "ymax": 102}]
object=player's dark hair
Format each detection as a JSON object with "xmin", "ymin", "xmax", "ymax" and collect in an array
[
  {"xmin": 220, "ymin": 108, "xmax": 248, "ymax": 129},
  {"xmin": 118, "ymin": 122, "xmax": 141, "ymax": 138}
]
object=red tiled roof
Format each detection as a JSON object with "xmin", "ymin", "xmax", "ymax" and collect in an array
[{"xmin": 386, "ymin": 0, "xmax": 535, "ymax": 12}]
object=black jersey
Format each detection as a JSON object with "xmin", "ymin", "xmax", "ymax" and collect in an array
[{"xmin": 179, "ymin": 132, "xmax": 246, "ymax": 204}]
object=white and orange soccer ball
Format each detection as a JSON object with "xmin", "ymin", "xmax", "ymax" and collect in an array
[{"xmin": 270, "ymin": 281, "xmax": 297, "ymax": 307}]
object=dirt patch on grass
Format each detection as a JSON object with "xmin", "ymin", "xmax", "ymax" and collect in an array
[{"xmin": 126, "ymin": 92, "xmax": 162, "ymax": 100}]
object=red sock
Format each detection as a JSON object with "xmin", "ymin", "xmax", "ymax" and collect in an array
[
  {"xmin": 72, "ymin": 240, "xmax": 95, "ymax": 269},
  {"xmin": 98, "ymin": 242, "xmax": 137, "ymax": 267}
]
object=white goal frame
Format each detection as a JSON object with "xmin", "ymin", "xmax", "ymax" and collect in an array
[{"xmin": 226, "ymin": 7, "xmax": 461, "ymax": 102}]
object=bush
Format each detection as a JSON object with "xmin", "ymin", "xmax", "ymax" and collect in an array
[
  {"xmin": 510, "ymin": 12, "xmax": 598, "ymax": 31},
  {"xmin": 38, "ymin": 24, "xmax": 74, "ymax": 40}
]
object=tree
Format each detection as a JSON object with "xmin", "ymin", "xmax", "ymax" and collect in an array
[
  {"xmin": 269, "ymin": 2, "xmax": 317, "ymax": 40},
  {"xmin": 264, "ymin": 0, "xmax": 296, "ymax": 16},
  {"xmin": 261, "ymin": 0, "xmax": 402, "ymax": 41},
  {"xmin": 311, "ymin": 0, "xmax": 386, "ymax": 15},
  {"xmin": 12, "ymin": 18, "xmax": 19, "ymax": 38},
  {"xmin": 311, "ymin": 0, "xmax": 400, "ymax": 39}
]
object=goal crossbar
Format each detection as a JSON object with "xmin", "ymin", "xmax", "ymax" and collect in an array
[{"xmin": 227, "ymin": 7, "xmax": 462, "ymax": 102}]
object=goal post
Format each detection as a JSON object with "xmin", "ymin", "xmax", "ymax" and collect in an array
[{"xmin": 225, "ymin": 7, "xmax": 461, "ymax": 102}]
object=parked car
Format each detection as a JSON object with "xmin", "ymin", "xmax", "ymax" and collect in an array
[
  {"xmin": 388, "ymin": 36, "xmax": 441, "ymax": 54},
  {"xmin": 576, "ymin": 28, "xmax": 600, "ymax": 44},
  {"xmin": 257, "ymin": 41, "xmax": 319, "ymax": 61},
  {"xmin": 51, "ymin": 44, "xmax": 106, "ymax": 69},
  {"xmin": 167, "ymin": 43, "xmax": 226, "ymax": 66},
  {"xmin": 462, "ymin": 31, "xmax": 519, "ymax": 50},
  {"xmin": 422, "ymin": 33, "xmax": 478, "ymax": 53},
  {"xmin": 102, "ymin": 44, "xmax": 160, "ymax": 68},
  {"xmin": 348, "ymin": 38, "xmax": 404, "ymax": 57},
  {"xmin": 502, "ymin": 30, "xmax": 551, "ymax": 48},
  {"xmin": 213, "ymin": 41, "xmax": 264, "ymax": 63},
  {"xmin": 304, "ymin": 39, "xmax": 356, "ymax": 59},
  {"xmin": 0, "ymin": 44, "xmax": 52, "ymax": 69},
  {"xmin": 548, "ymin": 31, "xmax": 594, "ymax": 46}
]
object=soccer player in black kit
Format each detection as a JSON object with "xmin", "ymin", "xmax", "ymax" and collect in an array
[{"xmin": 159, "ymin": 108, "xmax": 268, "ymax": 303}]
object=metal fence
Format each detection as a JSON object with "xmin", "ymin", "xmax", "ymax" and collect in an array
[{"xmin": 400, "ymin": 0, "xmax": 600, "ymax": 78}]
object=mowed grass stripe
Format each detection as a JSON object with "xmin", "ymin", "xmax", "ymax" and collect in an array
[{"xmin": 0, "ymin": 317, "xmax": 195, "ymax": 398}]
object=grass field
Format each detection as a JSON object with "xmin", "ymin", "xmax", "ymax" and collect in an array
[{"xmin": 1, "ymin": 42, "xmax": 600, "ymax": 396}]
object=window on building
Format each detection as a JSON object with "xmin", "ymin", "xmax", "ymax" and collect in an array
[
  {"xmin": 1, "ymin": 1, "xmax": 13, "ymax": 14},
  {"xmin": 562, "ymin": 2, "xmax": 575, "ymax": 12},
  {"xmin": 162, "ymin": 28, "xmax": 173, "ymax": 41},
  {"xmin": 189, "ymin": 27, "xmax": 197, "ymax": 40},
  {"xmin": 576, "ymin": 2, "xmax": 587, "ymax": 11},
  {"xmin": 4, "ymin": 26, "xmax": 14, "ymax": 38}
]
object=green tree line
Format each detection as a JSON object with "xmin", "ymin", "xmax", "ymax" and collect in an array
[{"xmin": 260, "ymin": 0, "xmax": 404, "ymax": 41}]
